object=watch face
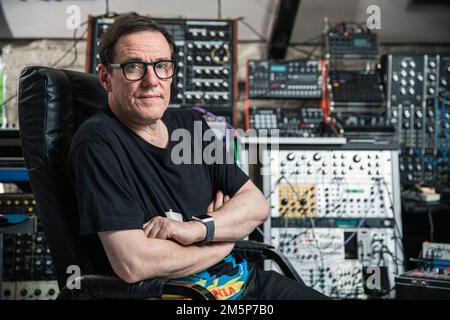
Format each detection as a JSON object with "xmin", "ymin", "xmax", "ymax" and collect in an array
[{"xmin": 194, "ymin": 214, "xmax": 212, "ymax": 220}]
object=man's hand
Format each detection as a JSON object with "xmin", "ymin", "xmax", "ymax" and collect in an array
[
  {"xmin": 143, "ymin": 191, "xmax": 230, "ymax": 245},
  {"xmin": 207, "ymin": 191, "xmax": 230, "ymax": 213}
]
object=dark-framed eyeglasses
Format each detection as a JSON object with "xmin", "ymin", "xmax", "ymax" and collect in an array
[{"xmin": 108, "ymin": 60, "xmax": 176, "ymax": 81}]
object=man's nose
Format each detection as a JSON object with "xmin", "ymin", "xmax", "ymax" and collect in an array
[{"xmin": 142, "ymin": 65, "xmax": 159, "ymax": 87}]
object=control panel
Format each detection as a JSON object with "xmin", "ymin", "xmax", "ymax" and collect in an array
[
  {"xmin": 247, "ymin": 60, "xmax": 322, "ymax": 99},
  {"xmin": 381, "ymin": 53, "xmax": 450, "ymax": 186},
  {"xmin": 248, "ymin": 107, "xmax": 323, "ymax": 137},
  {"xmin": 262, "ymin": 146, "xmax": 403, "ymax": 299}
]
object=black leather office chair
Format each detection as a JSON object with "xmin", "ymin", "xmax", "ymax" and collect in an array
[{"xmin": 18, "ymin": 66, "xmax": 301, "ymax": 300}]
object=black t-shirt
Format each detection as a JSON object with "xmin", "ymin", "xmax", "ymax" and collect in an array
[{"xmin": 69, "ymin": 106, "xmax": 251, "ymax": 299}]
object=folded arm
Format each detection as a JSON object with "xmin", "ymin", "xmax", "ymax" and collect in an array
[{"xmin": 99, "ymin": 229, "xmax": 234, "ymax": 283}]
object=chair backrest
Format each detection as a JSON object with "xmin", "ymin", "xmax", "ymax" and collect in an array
[{"xmin": 18, "ymin": 66, "xmax": 107, "ymax": 289}]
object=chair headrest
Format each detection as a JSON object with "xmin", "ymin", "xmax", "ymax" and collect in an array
[{"xmin": 18, "ymin": 66, "xmax": 107, "ymax": 169}]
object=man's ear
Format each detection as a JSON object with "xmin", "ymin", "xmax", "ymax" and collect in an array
[{"xmin": 98, "ymin": 64, "xmax": 112, "ymax": 92}]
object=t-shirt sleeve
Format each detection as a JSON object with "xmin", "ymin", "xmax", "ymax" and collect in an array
[
  {"xmin": 194, "ymin": 113, "xmax": 249, "ymax": 197},
  {"xmin": 69, "ymin": 139, "xmax": 145, "ymax": 236}
]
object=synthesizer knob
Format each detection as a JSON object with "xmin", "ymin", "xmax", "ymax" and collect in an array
[
  {"xmin": 322, "ymin": 170, "xmax": 327, "ymax": 175},
  {"xmin": 404, "ymin": 110, "xmax": 410, "ymax": 118},
  {"xmin": 222, "ymin": 94, "xmax": 229, "ymax": 101},
  {"xmin": 187, "ymin": 56, "xmax": 193, "ymax": 62},
  {"xmin": 400, "ymin": 70, "xmax": 407, "ymax": 77},
  {"xmin": 195, "ymin": 56, "xmax": 203, "ymax": 62},
  {"xmin": 417, "ymin": 74, "xmax": 424, "ymax": 81},
  {"xmin": 34, "ymin": 289, "xmax": 42, "ymax": 296},
  {"xmin": 429, "ymin": 61, "xmax": 436, "ymax": 68},
  {"xmin": 195, "ymin": 81, "xmax": 202, "ymax": 88},
  {"xmin": 218, "ymin": 31, "xmax": 225, "ymax": 37},
  {"xmin": 187, "ymin": 43, "xmax": 194, "ymax": 49},
  {"xmin": 409, "ymin": 70, "xmax": 415, "ymax": 77},
  {"xmin": 427, "ymin": 110, "xmax": 434, "ymax": 117},
  {"xmin": 20, "ymin": 289, "xmax": 28, "ymax": 297},
  {"xmin": 195, "ymin": 94, "xmax": 201, "ymax": 100},
  {"xmin": 400, "ymin": 61, "xmax": 408, "ymax": 68},
  {"xmin": 409, "ymin": 79, "xmax": 415, "ymax": 86},
  {"xmin": 223, "ymin": 69, "xmax": 229, "ymax": 75},
  {"xmin": 428, "ymin": 87, "xmax": 435, "ymax": 95},
  {"xmin": 416, "ymin": 110, "xmax": 423, "ymax": 118},
  {"xmin": 213, "ymin": 94, "xmax": 220, "ymax": 101},
  {"xmin": 392, "ymin": 73, "xmax": 399, "ymax": 82},
  {"xmin": 205, "ymin": 69, "xmax": 211, "ymax": 76},
  {"xmin": 3, "ymin": 289, "xmax": 11, "ymax": 297},
  {"xmin": 204, "ymin": 94, "xmax": 211, "ymax": 100},
  {"xmin": 222, "ymin": 82, "xmax": 229, "ymax": 88},
  {"xmin": 287, "ymin": 152, "xmax": 295, "ymax": 161},
  {"xmin": 313, "ymin": 153, "xmax": 322, "ymax": 161},
  {"xmin": 400, "ymin": 87, "xmax": 407, "ymax": 95},
  {"xmin": 48, "ymin": 289, "xmax": 56, "ymax": 296},
  {"xmin": 204, "ymin": 82, "xmax": 211, "ymax": 88},
  {"xmin": 428, "ymin": 73, "xmax": 436, "ymax": 81},
  {"xmin": 177, "ymin": 93, "xmax": 183, "ymax": 100},
  {"xmin": 400, "ymin": 79, "xmax": 407, "ymax": 86},
  {"xmin": 410, "ymin": 61, "xmax": 416, "ymax": 68},
  {"xmin": 195, "ymin": 69, "xmax": 202, "ymax": 75},
  {"xmin": 442, "ymin": 79, "xmax": 448, "ymax": 86},
  {"xmin": 214, "ymin": 69, "xmax": 221, "ymax": 76},
  {"xmin": 213, "ymin": 82, "xmax": 220, "ymax": 88},
  {"xmin": 353, "ymin": 155, "xmax": 361, "ymax": 163},
  {"xmin": 408, "ymin": 88, "xmax": 415, "ymax": 95},
  {"xmin": 307, "ymin": 169, "xmax": 313, "ymax": 175}
]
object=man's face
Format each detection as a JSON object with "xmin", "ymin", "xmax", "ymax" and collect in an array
[{"xmin": 100, "ymin": 31, "xmax": 172, "ymax": 124}]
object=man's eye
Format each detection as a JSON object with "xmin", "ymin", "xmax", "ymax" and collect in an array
[
  {"xmin": 127, "ymin": 63, "xmax": 142, "ymax": 69},
  {"xmin": 156, "ymin": 62, "xmax": 169, "ymax": 69}
]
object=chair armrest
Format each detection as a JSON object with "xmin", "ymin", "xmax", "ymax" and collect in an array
[
  {"xmin": 233, "ymin": 240, "xmax": 303, "ymax": 283},
  {"xmin": 56, "ymin": 274, "xmax": 216, "ymax": 300}
]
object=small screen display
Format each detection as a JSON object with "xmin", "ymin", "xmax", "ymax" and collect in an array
[
  {"xmin": 271, "ymin": 65, "xmax": 287, "ymax": 72},
  {"xmin": 353, "ymin": 38, "xmax": 370, "ymax": 48}
]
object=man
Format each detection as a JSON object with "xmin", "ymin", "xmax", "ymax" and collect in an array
[{"xmin": 69, "ymin": 13, "xmax": 327, "ymax": 300}]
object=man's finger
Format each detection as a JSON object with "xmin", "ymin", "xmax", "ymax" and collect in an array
[
  {"xmin": 224, "ymin": 195, "xmax": 230, "ymax": 203},
  {"xmin": 214, "ymin": 191, "xmax": 224, "ymax": 210},
  {"xmin": 207, "ymin": 201, "xmax": 214, "ymax": 213}
]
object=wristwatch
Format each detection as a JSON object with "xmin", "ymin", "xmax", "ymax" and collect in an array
[{"xmin": 192, "ymin": 214, "xmax": 215, "ymax": 244}]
